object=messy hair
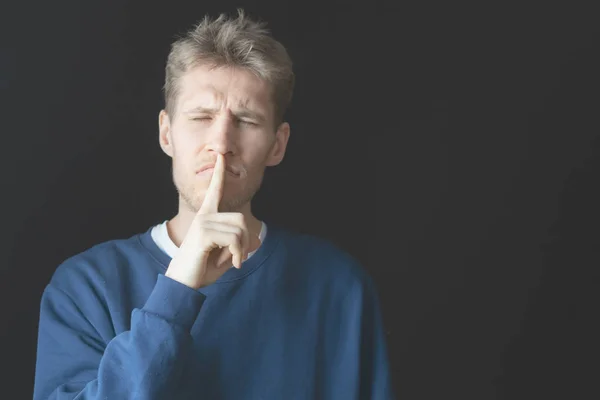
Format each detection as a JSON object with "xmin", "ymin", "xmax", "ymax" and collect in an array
[{"xmin": 163, "ymin": 9, "xmax": 295, "ymax": 126}]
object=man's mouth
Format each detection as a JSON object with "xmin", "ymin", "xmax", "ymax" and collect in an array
[{"xmin": 196, "ymin": 164, "xmax": 240, "ymax": 177}]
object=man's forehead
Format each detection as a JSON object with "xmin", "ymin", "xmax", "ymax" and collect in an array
[
  {"xmin": 181, "ymin": 76, "xmax": 269, "ymax": 100},
  {"xmin": 179, "ymin": 82, "xmax": 272, "ymax": 114},
  {"xmin": 180, "ymin": 89, "xmax": 266, "ymax": 111},
  {"xmin": 186, "ymin": 86, "xmax": 255, "ymax": 104},
  {"xmin": 183, "ymin": 65, "xmax": 267, "ymax": 91}
]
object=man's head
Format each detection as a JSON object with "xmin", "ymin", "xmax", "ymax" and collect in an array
[{"xmin": 158, "ymin": 9, "xmax": 294, "ymax": 214}]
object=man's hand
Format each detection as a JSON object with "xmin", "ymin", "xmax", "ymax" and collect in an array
[{"xmin": 165, "ymin": 153, "xmax": 261, "ymax": 289}]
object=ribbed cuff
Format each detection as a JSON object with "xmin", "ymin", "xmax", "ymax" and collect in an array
[{"xmin": 142, "ymin": 274, "xmax": 206, "ymax": 330}]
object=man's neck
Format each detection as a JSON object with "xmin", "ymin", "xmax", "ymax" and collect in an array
[{"xmin": 166, "ymin": 201, "xmax": 262, "ymax": 248}]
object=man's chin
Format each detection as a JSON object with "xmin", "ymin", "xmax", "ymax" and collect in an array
[
  {"xmin": 178, "ymin": 182, "xmax": 258, "ymax": 213},
  {"xmin": 186, "ymin": 196, "xmax": 244, "ymax": 214}
]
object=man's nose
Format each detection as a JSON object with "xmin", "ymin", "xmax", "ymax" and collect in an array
[{"xmin": 205, "ymin": 116, "xmax": 236, "ymax": 155}]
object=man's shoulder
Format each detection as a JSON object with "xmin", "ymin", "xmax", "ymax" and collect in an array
[
  {"xmin": 48, "ymin": 228, "xmax": 152, "ymax": 290},
  {"xmin": 273, "ymin": 226, "xmax": 371, "ymax": 285}
]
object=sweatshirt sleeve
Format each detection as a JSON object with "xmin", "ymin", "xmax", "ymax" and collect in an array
[
  {"xmin": 33, "ymin": 274, "xmax": 205, "ymax": 400},
  {"xmin": 328, "ymin": 268, "xmax": 396, "ymax": 400},
  {"xmin": 358, "ymin": 276, "xmax": 395, "ymax": 400}
]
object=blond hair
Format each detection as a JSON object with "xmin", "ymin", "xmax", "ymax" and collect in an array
[{"xmin": 163, "ymin": 9, "xmax": 295, "ymax": 125}]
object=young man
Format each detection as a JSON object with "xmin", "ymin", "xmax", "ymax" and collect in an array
[{"xmin": 33, "ymin": 10, "xmax": 393, "ymax": 399}]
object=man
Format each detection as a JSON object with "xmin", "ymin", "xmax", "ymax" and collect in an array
[{"xmin": 33, "ymin": 9, "xmax": 393, "ymax": 399}]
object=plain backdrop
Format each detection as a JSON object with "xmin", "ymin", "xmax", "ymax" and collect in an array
[{"xmin": 2, "ymin": 1, "xmax": 600, "ymax": 399}]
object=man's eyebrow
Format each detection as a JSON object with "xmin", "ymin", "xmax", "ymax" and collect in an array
[
  {"xmin": 183, "ymin": 106, "xmax": 218, "ymax": 114},
  {"xmin": 183, "ymin": 106, "xmax": 266, "ymax": 121},
  {"xmin": 233, "ymin": 109, "xmax": 266, "ymax": 121}
]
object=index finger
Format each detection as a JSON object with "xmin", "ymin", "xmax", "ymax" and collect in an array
[{"xmin": 198, "ymin": 153, "xmax": 226, "ymax": 214}]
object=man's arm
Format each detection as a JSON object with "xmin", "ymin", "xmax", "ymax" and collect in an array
[
  {"xmin": 328, "ymin": 266, "xmax": 395, "ymax": 400},
  {"xmin": 358, "ymin": 275, "xmax": 395, "ymax": 399},
  {"xmin": 34, "ymin": 154, "xmax": 256, "ymax": 399},
  {"xmin": 33, "ymin": 274, "xmax": 204, "ymax": 400}
]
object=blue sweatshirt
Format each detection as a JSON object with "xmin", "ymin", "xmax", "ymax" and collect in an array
[{"xmin": 33, "ymin": 223, "xmax": 394, "ymax": 399}]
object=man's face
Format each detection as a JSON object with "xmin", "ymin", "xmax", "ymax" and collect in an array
[{"xmin": 159, "ymin": 64, "xmax": 290, "ymax": 213}]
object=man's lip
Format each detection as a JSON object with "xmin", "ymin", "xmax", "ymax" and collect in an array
[
  {"xmin": 197, "ymin": 164, "xmax": 215, "ymax": 173},
  {"xmin": 196, "ymin": 164, "xmax": 239, "ymax": 176}
]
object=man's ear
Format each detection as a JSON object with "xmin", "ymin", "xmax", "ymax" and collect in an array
[
  {"xmin": 158, "ymin": 110, "xmax": 173, "ymax": 158},
  {"xmin": 266, "ymin": 122, "xmax": 291, "ymax": 166}
]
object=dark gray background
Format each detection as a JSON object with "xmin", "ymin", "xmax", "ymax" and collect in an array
[{"xmin": 2, "ymin": 1, "xmax": 599, "ymax": 398}]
